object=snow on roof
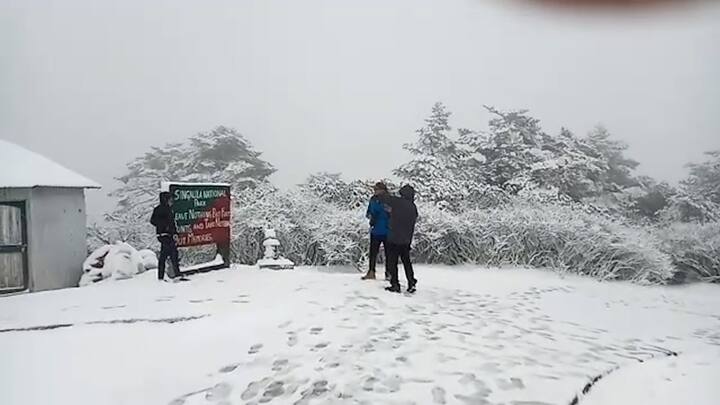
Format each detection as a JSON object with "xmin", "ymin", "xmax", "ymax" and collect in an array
[{"xmin": 0, "ymin": 139, "xmax": 101, "ymax": 189}]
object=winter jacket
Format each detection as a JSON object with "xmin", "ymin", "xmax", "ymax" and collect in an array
[
  {"xmin": 150, "ymin": 192, "xmax": 178, "ymax": 236},
  {"xmin": 366, "ymin": 195, "xmax": 389, "ymax": 236},
  {"xmin": 381, "ymin": 185, "xmax": 418, "ymax": 246}
]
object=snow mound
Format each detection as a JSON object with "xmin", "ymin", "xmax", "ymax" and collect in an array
[
  {"xmin": 138, "ymin": 249, "xmax": 158, "ymax": 270},
  {"xmin": 80, "ymin": 242, "xmax": 147, "ymax": 286}
]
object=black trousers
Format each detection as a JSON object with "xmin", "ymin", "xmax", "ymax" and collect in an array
[
  {"xmin": 386, "ymin": 242, "xmax": 415, "ymax": 288},
  {"xmin": 157, "ymin": 235, "xmax": 181, "ymax": 279},
  {"xmin": 369, "ymin": 235, "xmax": 388, "ymax": 276}
]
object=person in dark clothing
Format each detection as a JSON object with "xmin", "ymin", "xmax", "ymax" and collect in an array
[
  {"xmin": 362, "ymin": 182, "xmax": 391, "ymax": 281},
  {"xmin": 381, "ymin": 185, "xmax": 418, "ymax": 293},
  {"xmin": 150, "ymin": 192, "xmax": 183, "ymax": 281}
]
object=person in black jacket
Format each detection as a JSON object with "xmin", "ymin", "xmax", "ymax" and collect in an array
[
  {"xmin": 150, "ymin": 192, "xmax": 183, "ymax": 281},
  {"xmin": 381, "ymin": 185, "xmax": 419, "ymax": 293}
]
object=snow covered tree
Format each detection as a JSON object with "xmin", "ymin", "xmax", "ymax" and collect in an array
[
  {"xmin": 623, "ymin": 176, "xmax": 675, "ymax": 221},
  {"xmin": 461, "ymin": 109, "xmax": 643, "ymax": 207},
  {"xmin": 684, "ymin": 150, "xmax": 720, "ymax": 205},
  {"xmin": 300, "ymin": 172, "xmax": 397, "ymax": 210},
  {"xmin": 95, "ymin": 126, "xmax": 275, "ymax": 249},
  {"xmin": 300, "ymin": 172, "xmax": 350, "ymax": 206},
  {"xmin": 116, "ymin": 126, "xmax": 274, "ymax": 190},
  {"xmin": 662, "ymin": 151, "xmax": 720, "ymax": 223},
  {"xmin": 394, "ymin": 102, "xmax": 469, "ymax": 209},
  {"xmin": 584, "ymin": 125, "xmax": 640, "ymax": 193},
  {"xmin": 461, "ymin": 107, "xmax": 551, "ymax": 192},
  {"xmin": 528, "ymin": 128, "xmax": 607, "ymax": 201}
]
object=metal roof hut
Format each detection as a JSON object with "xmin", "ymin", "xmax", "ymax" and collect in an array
[{"xmin": 0, "ymin": 139, "xmax": 100, "ymax": 293}]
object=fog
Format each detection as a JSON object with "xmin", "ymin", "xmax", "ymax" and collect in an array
[{"xmin": 1, "ymin": 0, "xmax": 719, "ymax": 220}]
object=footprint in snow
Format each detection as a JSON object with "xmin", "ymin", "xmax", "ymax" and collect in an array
[
  {"xmin": 272, "ymin": 359, "xmax": 289, "ymax": 371},
  {"xmin": 205, "ymin": 382, "xmax": 232, "ymax": 401},
  {"xmin": 287, "ymin": 333, "xmax": 298, "ymax": 347},
  {"xmin": 261, "ymin": 381, "xmax": 285, "ymax": 400},
  {"xmin": 218, "ymin": 363, "xmax": 239, "ymax": 373},
  {"xmin": 497, "ymin": 377, "xmax": 525, "ymax": 390},
  {"xmin": 189, "ymin": 299, "xmax": 213, "ymax": 304},
  {"xmin": 432, "ymin": 386, "xmax": 447, "ymax": 404},
  {"xmin": 249, "ymin": 344, "xmax": 263, "ymax": 354},
  {"xmin": 311, "ymin": 342, "xmax": 330, "ymax": 351},
  {"xmin": 101, "ymin": 305, "xmax": 126, "ymax": 310},
  {"xmin": 241, "ymin": 377, "xmax": 273, "ymax": 401}
]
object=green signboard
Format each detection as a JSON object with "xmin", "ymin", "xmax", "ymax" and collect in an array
[{"xmin": 163, "ymin": 182, "xmax": 232, "ymax": 269}]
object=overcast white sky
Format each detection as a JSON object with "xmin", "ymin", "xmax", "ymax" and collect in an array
[{"xmin": 1, "ymin": 0, "xmax": 719, "ymax": 220}]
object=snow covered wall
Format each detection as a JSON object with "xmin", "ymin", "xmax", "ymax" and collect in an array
[{"xmin": 0, "ymin": 187, "xmax": 88, "ymax": 291}]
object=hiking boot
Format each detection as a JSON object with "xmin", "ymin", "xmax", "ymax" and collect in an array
[
  {"xmin": 407, "ymin": 279, "xmax": 417, "ymax": 294},
  {"xmin": 361, "ymin": 271, "xmax": 376, "ymax": 280},
  {"xmin": 385, "ymin": 285, "xmax": 401, "ymax": 293}
]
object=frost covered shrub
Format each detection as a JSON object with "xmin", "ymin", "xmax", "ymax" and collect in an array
[
  {"xmin": 230, "ymin": 189, "xmax": 674, "ymax": 283},
  {"xmin": 655, "ymin": 222, "xmax": 720, "ymax": 283},
  {"xmin": 412, "ymin": 202, "xmax": 675, "ymax": 284},
  {"xmin": 91, "ymin": 178, "xmax": 681, "ymax": 283},
  {"xmin": 231, "ymin": 187, "xmax": 368, "ymax": 266},
  {"xmin": 305, "ymin": 208, "xmax": 367, "ymax": 265}
]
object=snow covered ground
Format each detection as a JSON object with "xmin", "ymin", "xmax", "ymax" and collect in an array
[{"xmin": 1, "ymin": 266, "xmax": 719, "ymax": 405}]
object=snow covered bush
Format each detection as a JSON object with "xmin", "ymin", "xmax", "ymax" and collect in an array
[
  {"xmin": 412, "ymin": 202, "xmax": 675, "ymax": 284},
  {"xmin": 229, "ymin": 186, "xmax": 675, "ymax": 283},
  {"xmin": 80, "ymin": 242, "xmax": 150, "ymax": 286},
  {"xmin": 231, "ymin": 186, "xmax": 368, "ymax": 266},
  {"xmin": 655, "ymin": 222, "xmax": 720, "ymax": 283}
]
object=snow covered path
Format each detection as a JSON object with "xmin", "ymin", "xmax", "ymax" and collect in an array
[{"xmin": 1, "ymin": 266, "xmax": 719, "ymax": 405}]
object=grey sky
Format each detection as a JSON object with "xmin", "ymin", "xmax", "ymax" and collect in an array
[{"xmin": 2, "ymin": 0, "xmax": 719, "ymax": 220}]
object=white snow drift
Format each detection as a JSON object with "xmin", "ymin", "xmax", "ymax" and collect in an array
[{"xmin": 79, "ymin": 242, "xmax": 151, "ymax": 286}]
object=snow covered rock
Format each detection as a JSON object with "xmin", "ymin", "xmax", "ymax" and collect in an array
[
  {"xmin": 80, "ymin": 242, "xmax": 147, "ymax": 286},
  {"xmin": 138, "ymin": 249, "xmax": 159, "ymax": 270}
]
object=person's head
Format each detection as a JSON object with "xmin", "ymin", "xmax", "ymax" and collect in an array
[
  {"xmin": 159, "ymin": 191, "xmax": 173, "ymax": 206},
  {"xmin": 399, "ymin": 184, "xmax": 415, "ymax": 202},
  {"xmin": 373, "ymin": 182, "xmax": 388, "ymax": 196}
]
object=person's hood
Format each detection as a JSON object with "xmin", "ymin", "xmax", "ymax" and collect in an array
[
  {"xmin": 159, "ymin": 192, "xmax": 172, "ymax": 206},
  {"xmin": 399, "ymin": 185, "xmax": 415, "ymax": 202}
]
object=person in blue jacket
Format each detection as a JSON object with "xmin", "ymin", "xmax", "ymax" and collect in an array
[{"xmin": 362, "ymin": 182, "xmax": 390, "ymax": 280}]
